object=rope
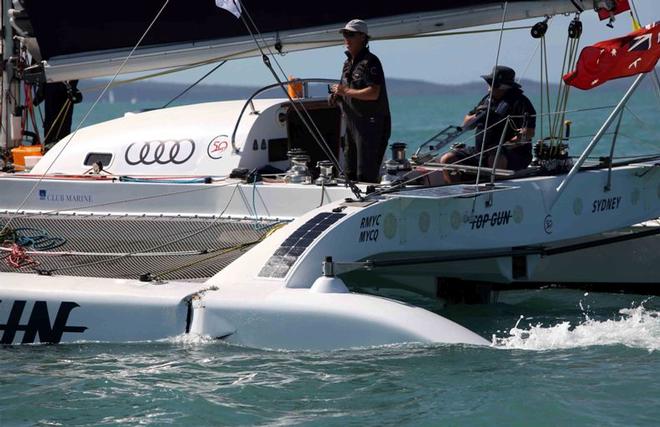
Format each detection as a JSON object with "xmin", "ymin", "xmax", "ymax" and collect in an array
[
  {"xmin": 550, "ymin": 16, "xmax": 581, "ymax": 147},
  {"xmin": 13, "ymin": 227, "xmax": 66, "ymax": 251},
  {"xmin": 236, "ymin": 0, "xmax": 362, "ymax": 199},
  {"xmin": 150, "ymin": 220, "xmax": 287, "ymax": 280},
  {"xmin": 0, "ymin": 224, "xmax": 65, "ymax": 269},
  {"xmin": 1, "ymin": 225, "xmax": 66, "ymax": 251},
  {"xmin": 161, "ymin": 60, "xmax": 227, "ymax": 108},
  {"xmin": 5, "ymin": 243, "xmax": 37, "ymax": 269},
  {"xmin": 42, "ymin": 98, "xmax": 71, "ymax": 147},
  {"xmin": 475, "ymin": 1, "xmax": 508, "ymax": 187}
]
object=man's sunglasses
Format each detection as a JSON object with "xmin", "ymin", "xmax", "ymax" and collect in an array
[{"xmin": 341, "ymin": 31, "xmax": 359, "ymax": 38}]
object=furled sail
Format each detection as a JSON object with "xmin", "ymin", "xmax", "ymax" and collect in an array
[{"xmin": 21, "ymin": 0, "xmax": 587, "ymax": 82}]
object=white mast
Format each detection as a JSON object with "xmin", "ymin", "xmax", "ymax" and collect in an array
[{"xmin": 1, "ymin": 0, "xmax": 20, "ymax": 152}]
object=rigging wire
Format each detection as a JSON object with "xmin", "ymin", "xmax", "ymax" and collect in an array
[
  {"xmin": 550, "ymin": 14, "xmax": 581, "ymax": 147},
  {"xmin": 629, "ymin": 0, "xmax": 660, "ymax": 105},
  {"xmin": 234, "ymin": 1, "xmax": 363, "ymax": 199},
  {"xmin": 1, "ymin": 0, "xmax": 173, "ymax": 236},
  {"xmin": 238, "ymin": 1, "xmax": 344, "ymax": 172},
  {"xmin": 474, "ymin": 1, "xmax": 508, "ymax": 187},
  {"xmin": 161, "ymin": 60, "xmax": 227, "ymax": 108},
  {"xmin": 242, "ymin": 6, "xmax": 344, "ymax": 171}
]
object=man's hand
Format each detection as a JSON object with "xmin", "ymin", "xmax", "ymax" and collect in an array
[
  {"xmin": 330, "ymin": 83, "xmax": 348, "ymax": 96},
  {"xmin": 518, "ymin": 127, "xmax": 535, "ymax": 142},
  {"xmin": 508, "ymin": 128, "xmax": 535, "ymax": 144},
  {"xmin": 330, "ymin": 84, "xmax": 379, "ymax": 101},
  {"xmin": 462, "ymin": 113, "xmax": 478, "ymax": 130}
]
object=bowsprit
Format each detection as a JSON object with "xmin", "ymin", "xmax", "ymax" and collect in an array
[
  {"xmin": 124, "ymin": 139, "xmax": 196, "ymax": 165},
  {"xmin": 0, "ymin": 300, "xmax": 87, "ymax": 344}
]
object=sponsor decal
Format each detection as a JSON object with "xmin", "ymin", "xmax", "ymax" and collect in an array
[
  {"xmin": 358, "ymin": 214, "xmax": 381, "ymax": 243},
  {"xmin": 124, "ymin": 139, "xmax": 195, "ymax": 166},
  {"xmin": 0, "ymin": 300, "xmax": 87, "ymax": 344},
  {"xmin": 207, "ymin": 135, "xmax": 229, "ymax": 160},
  {"xmin": 591, "ymin": 196, "xmax": 622, "ymax": 213},
  {"xmin": 469, "ymin": 210, "xmax": 512, "ymax": 230},
  {"xmin": 37, "ymin": 189, "xmax": 93, "ymax": 203}
]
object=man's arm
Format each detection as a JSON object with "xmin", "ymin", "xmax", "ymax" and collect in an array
[{"xmin": 331, "ymin": 84, "xmax": 381, "ymax": 101}]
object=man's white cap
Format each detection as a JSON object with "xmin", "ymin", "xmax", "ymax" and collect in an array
[{"xmin": 339, "ymin": 19, "xmax": 368, "ymax": 35}]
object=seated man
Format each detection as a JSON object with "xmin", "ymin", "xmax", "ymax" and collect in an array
[{"xmin": 440, "ymin": 66, "xmax": 535, "ymax": 183}]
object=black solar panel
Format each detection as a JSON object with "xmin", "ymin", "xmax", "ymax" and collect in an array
[{"xmin": 259, "ymin": 212, "xmax": 346, "ymax": 278}]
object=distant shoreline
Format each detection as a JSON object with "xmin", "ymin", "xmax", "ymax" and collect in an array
[{"xmin": 79, "ymin": 73, "xmax": 658, "ymax": 104}]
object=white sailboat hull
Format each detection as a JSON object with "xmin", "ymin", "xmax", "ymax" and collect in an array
[{"xmin": 0, "ymin": 272, "xmax": 489, "ymax": 348}]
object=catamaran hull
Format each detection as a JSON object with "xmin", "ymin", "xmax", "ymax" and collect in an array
[
  {"xmin": 0, "ymin": 273, "xmax": 489, "ymax": 348},
  {"xmin": 523, "ymin": 222, "xmax": 660, "ymax": 287}
]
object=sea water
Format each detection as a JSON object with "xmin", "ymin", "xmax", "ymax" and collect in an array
[{"xmin": 1, "ymin": 86, "xmax": 659, "ymax": 426}]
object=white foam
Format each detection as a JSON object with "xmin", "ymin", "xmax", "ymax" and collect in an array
[
  {"xmin": 164, "ymin": 333, "xmax": 217, "ymax": 345},
  {"xmin": 492, "ymin": 304, "xmax": 660, "ymax": 351}
]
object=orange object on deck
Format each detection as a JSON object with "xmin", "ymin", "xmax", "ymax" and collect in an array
[
  {"xmin": 11, "ymin": 145, "xmax": 43, "ymax": 169},
  {"xmin": 287, "ymin": 76, "xmax": 303, "ymax": 99}
]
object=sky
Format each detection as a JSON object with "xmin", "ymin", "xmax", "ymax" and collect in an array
[{"xmin": 152, "ymin": 0, "xmax": 659, "ymax": 87}]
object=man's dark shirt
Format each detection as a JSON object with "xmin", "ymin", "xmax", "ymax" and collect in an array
[
  {"xmin": 470, "ymin": 88, "xmax": 536, "ymax": 151},
  {"xmin": 340, "ymin": 47, "xmax": 391, "ymax": 122}
]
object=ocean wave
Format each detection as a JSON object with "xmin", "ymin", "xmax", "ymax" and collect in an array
[{"xmin": 492, "ymin": 302, "xmax": 660, "ymax": 351}]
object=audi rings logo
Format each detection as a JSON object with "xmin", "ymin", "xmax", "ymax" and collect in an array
[{"xmin": 124, "ymin": 139, "xmax": 196, "ymax": 166}]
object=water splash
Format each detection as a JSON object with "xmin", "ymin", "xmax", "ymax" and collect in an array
[
  {"xmin": 164, "ymin": 333, "xmax": 217, "ymax": 345},
  {"xmin": 492, "ymin": 304, "xmax": 660, "ymax": 351}
]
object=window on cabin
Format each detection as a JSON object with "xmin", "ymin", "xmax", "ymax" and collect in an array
[{"xmin": 83, "ymin": 153, "xmax": 113, "ymax": 166}]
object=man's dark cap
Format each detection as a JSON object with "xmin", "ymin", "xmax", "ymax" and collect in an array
[{"xmin": 481, "ymin": 65, "xmax": 520, "ymax": 88}]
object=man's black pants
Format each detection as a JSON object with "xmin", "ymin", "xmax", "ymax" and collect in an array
[{"xmin": 343, "ymin": 115, "xmax": 390, "ymax": 183}]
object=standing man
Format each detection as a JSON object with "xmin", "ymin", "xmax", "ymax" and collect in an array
[
  {"xmin": 330, "ymin": 19, "xmax": 391, "ymax": 183},
  {"xmin": 440, "ymin": 66, "xmax": 535, "ymax": 183}
]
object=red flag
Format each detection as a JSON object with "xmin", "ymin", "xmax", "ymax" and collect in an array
[
  {"xmin": 596, "ymin": 0, "xmax": 630, "ymax": 21},
  {"xmin": 563, "ymin": 22, "xmax": 660, "ymax": 90}
]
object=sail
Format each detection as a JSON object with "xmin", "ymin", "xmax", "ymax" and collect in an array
[{"xmin": 21, "ymin": 0, "xmax": 587, "ymax": 82}]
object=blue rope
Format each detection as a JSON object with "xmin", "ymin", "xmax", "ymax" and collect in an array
[
  {"xmin": 119, "ymin": 176, "xmax": 216, "ymax": 184},
  {"xmin": 13, "ymin": 227, "xmax": 66, "ymax": 251}
]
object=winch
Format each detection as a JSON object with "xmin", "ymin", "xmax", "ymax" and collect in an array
[
  {"xmin": 532, "ymin": 120, "xmax": 574, "ymax": 173},
  {"xmin": 284, "ymin": 148, "xmax": 312, "ymax": 184},
  {"xmin": 315, "ymin": 160, "xmax": 336, "ymax": 186},
  {"xmin": 380, "ymin": 142, "xmax": 412, "ymax": 186}
]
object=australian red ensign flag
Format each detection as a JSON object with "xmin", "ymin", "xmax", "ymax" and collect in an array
[{"xmin": 563, "ymin": 22, "xmax": 660, "ymax": 90}]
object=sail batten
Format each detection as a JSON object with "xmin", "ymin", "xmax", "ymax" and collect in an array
[{"xmin": 22, "ymin": 1, "xmax": 585, "ymax": 82}]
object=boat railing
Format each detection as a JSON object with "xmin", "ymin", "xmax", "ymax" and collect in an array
[{"xmin": 231, "ymin": 78, "xmax": 339, "ymax": 153}]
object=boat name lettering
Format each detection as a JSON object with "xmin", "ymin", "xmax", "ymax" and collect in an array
[
  {"xmin": 38, "ymin": 189, "xmax": 93, "ymax": 203},
  {"xmin": 360, "ymin": 215, "xmax": 381, "ymax": 229},
  {"xmin": 591, "ymin": 196, "xmax": 621, "ymax": 213},
  {"xmin": 359, "ymin": 214, "xmax": 381, "ymax": 243},
  {"xmin": 0, "ymin": 300, "xmax": 87, "ymax": 344},
  {"xmin": 124, "ymin": 139, "xmax": 196, "ymax": 166},
  {"xmin": 470, "ymin": 210, "xmax": 512, "ymax": 230}
]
